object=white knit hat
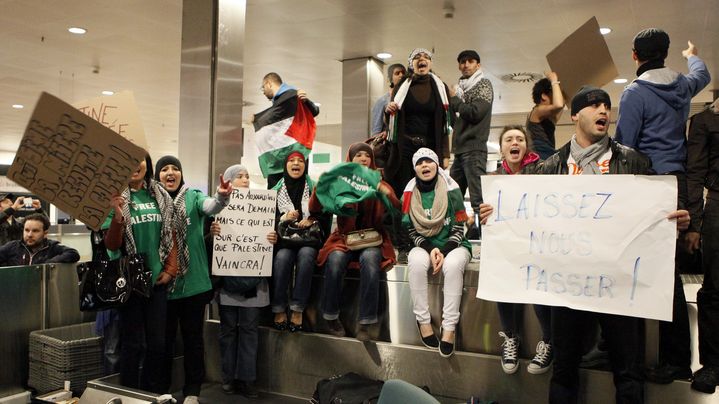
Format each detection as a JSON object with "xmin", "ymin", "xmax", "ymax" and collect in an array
[{"xmin": 412, "ymin": 147, "xmax": 439, "ymax": 167}]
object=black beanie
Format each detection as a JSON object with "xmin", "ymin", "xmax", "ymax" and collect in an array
[
  {"xmin": 571, "ymin": 86, "xmax": 611, "ymax": 115},
  {"xmin": 633, "ymin": 28, "xmax": 670, "ymax": 61},
  {"xmin": 457, "ymin": 50, "xmax": 480, "ymax": 63}
]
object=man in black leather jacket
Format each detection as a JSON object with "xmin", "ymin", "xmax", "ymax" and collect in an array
[
  {"xmin": 537, "ymin": 86, "xmax": 689, "ymax": 404},
  {"xmin": 0, "ymin": 213, "xmax": 79, "ymax": 266}
]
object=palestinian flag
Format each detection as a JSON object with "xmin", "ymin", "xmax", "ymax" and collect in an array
[{"xmin": 253, "ymin": 95, "xmax": 316, "ymax": 178}]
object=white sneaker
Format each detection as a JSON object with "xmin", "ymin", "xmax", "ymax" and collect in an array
[
  {"xmin": 499, "ymin": 331, "xmax": 519, "ymax": 374},
  {"xmin": 183, "ymin": 396, "xmax": 199, "ymax": 404},
  {"xmin": 527, "ymin": 341, "xmax": 553, "ymax": 374}
]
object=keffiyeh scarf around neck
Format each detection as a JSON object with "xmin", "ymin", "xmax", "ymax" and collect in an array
[
  {"xmin": 403, "ymin": 167, "xmax": 459, "ymax": 237},
  {"xmin": 120, "ymin": 179, "xmax": 174, "ymax": 264},
  {"xmin": 456, "ymin": 68, "xmax": 484, "ymax": 101},
  {"xmin": 170, "ymin": 185, "xmax": 191, "ymax": 283},
  {"xmin": 569, "ymin": 135, "xmax": 610, "ymax": 175},
  {"xmin": 387, "ymin": 72, "xmax": 451, "ymax": 143}
]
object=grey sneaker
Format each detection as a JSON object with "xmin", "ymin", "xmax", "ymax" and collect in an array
[
  {"xmin": 527, "ymin": 341, "xmax": 553, "ymax": 374},
  {"xmin": 499, "ymin": 332, "xmax": 519, "ymax": 374}
]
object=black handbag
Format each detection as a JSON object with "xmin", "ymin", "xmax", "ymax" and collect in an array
[
  {"xmin": 365, "ymin": 134, "xmax": 391, "ymax": 169},
  {"xmin": 78, "ymin": 237, "xmax": 152, "ymax": 311},
  {"xmin": 277, "ymin": 220, "xmax": 324, "ymax": 249}
]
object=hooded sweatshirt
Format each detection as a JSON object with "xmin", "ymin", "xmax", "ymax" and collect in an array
[{"xmin": 615, "ymin": 56, "xmax": 710, "ymax": 174}]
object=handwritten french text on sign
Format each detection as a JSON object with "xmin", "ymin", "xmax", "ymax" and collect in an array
[
  {"xmin": 477, "ymin": 175, "xmax": 677, "ymax": 321},
  {"xmin": 7, "ymin": 92, "xmax": 147, "ymax": 230},
  {"xmin": 212, "ymin": 188, "xmax": 276, "ymax": 277},
  {"xmin": 73, "ymin": 91, "xmax": 148, "ymax": 149}
]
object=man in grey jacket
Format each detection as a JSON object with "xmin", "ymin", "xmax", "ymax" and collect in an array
[{"xmin": 448, "ymin": 50, "xmax": 493, "ymax": 239}]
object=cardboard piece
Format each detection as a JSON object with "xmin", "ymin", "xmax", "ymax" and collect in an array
[
  {"xmin": 72, "ymin": 91, "xmax": 148, "ymax": 149},
  {"xmin": 8, "ymin": 92, "xmax": 147, "ymax": 230},
  {"xmin": 546, "ymin": 17, "xmax": 618, "ymax": 100}
]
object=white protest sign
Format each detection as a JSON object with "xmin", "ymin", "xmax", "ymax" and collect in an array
[
  {"xmin": 478, "ymin": 175, "xmax": 677, "ymax": 321},
  {"xmin": 212, "ymin": 188, "xmax": 276, "ymax": 277}
]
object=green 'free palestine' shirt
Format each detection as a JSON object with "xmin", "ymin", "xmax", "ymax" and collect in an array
[{"xmin": 102, "ymin": 188, "xmax": 164, "ymax": 284}]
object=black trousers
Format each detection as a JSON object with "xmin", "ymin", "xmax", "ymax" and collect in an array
[
  {"xmin": 699, "ymin": 198, "xmax": 719, "ymax": 367},
  {"xmin": 119, "ymin": 285, "xmax": 168, "ymax": 393},
  {"xmin": 550, "ymin": 307, "xmax": 644, "ymax": 404},
  {"xmin": 656, "ymin": 171, "xmax": 691, "ymax": 368},
  {"xmin": 161, "ymin": 290, "xmax": 212, "ymax": 397}
]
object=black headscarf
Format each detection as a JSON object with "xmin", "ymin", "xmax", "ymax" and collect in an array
[
  {"xmin": 155, "ymin": 155, "xmax": 185, "ymax": 199},
  {"xmin": 283, "ymin": 151, "xmax": 307, "ymax": 213}
]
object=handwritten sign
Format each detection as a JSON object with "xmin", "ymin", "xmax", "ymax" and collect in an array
[
  {"xmin": 478, "ymin": 175, "xmax": 677, "ymax": 321},
  {"xmin": 73, "ymin": 91, "xmax": 148, "ymax": 148},
  {"xmin": 212, "ymin": 188, "xmax": 276, "ymax": 277},
  {"xmin": 7, "ymin": 92, "xmax": 146, "ymax": 230}
]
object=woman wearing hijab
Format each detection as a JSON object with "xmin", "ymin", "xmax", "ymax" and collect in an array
[
  {"xmin": 310, "ymin": 143, "xmax": 400, "ymax": 341},
  {"xmin": 479, "ymin": 125, "xmax": 553, "ymax": 375},
  {"xmin": 154, "ymin": 156, "xmax": 231, "ymax": 404},
  {"xmin": 402, "ymin": 148, "xmax": 471, "ymax": 358},
  {"xmin": 384, "ymin": 48, "xmax": 453, "ymax": 195},
  {"xmin": 103, "ymin": 154, "xmax": 175, "ymax": 393},
  {"xmin": 216, "ymin": 165, "xmax": 268, "ymax": 399},
  {"xmin": 269, "ymin": 152, "xmax": 326, "ymax": 331}
]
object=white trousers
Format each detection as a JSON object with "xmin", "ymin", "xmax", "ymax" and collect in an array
[{"xmin": 408, "ymin": 246, "xmax": 470, "ymax": 331}]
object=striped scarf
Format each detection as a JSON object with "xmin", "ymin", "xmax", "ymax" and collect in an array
[
  {"xmin": 120, "ymin": 179, "xmax": 174, "ymax": 266},
  {"xmin": 388, "ymin": 73, "xmax": 451, "ymax": 142},
  {"xmin": 171, "ymin": 186, "xmax": 191, "ymax": 282}
]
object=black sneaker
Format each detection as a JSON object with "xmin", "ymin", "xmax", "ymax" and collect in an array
[
  {"xmin": 439, "ymin": 328, "xmax": 455, "ymax": 358},
  {"xmin": 580, "ymin": 345, "xmax": 610, "ymax": 369},
  {"xmin": 221, "ymin": 383, "xmax": 235, "ymax": 395},
  {"xmin": 326, "ymin": 319, "xmax": 346, "ymax": 337},
  {"xmin": 238, "ymin": 381, "xmax": 259, "ymax": 399},
  {"xmin": 527, "ymin": 341, "xmax": 553, "ymax": 374},
  {"xmin": 499, "ymin": 331, "xmax": 519, "ymax": 374},
  {"xmin": 645, "ymin": 364, "xmax": 693, "ymax": 384},
  {"xmin": 692, "ymin": 366, "xmax": 719, "ymax": 394},
  {"xmin": 416, "ymin": 321, "xmax": 439, "ymax": 349}
]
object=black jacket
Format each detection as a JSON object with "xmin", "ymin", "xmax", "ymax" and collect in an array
[
  {"xmin": 687, "ymin": 108, "xmax": 719, "ymax": 232},
  {"xmin": 534, "ymin": 138, "xmax": 652, "ymax": 176},
  {"xmin": 0, "ymin": 209, "xmax": 23, "ymax": 246},
  {"xmin": 0, "ymin": 239, "xmax": 80, "ymax": 266}
]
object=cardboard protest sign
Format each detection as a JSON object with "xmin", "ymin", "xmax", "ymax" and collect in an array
[
  {"xmin": 212, "ymin": 188, "xmax": 276, "ymax": 277},
  {"xmin": 546, "ymin": 17, "xmax": 618, "ymax": 100},
  {"xmin": 73, "ymin": 91, "xmax": 148, "ymax": 149},
  {"xmin": 478, "ymin": 175, "xmax": 677, "ymax": 321},
  {"xmin": 7, "ymin": 92, "xmax": 147, "ymax": 230}
]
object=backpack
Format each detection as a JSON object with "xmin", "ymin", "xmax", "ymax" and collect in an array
[{"xmin": 311, "ymin": 372, "xmax": 384, "ymax": 404}]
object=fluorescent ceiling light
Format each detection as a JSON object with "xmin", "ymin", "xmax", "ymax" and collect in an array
[
  {"xmin": 614, "ymin": 78, "xmax": 628, "ymax": 84},
  {"xmin": 102, "ymin": 90, "xmax": 115, "ymax": 95},
  {"xmin": 12, "ymin": 104, "xmax": 24, "ymax": 109},
  {"xmin": 68, "ymin": 27, "xmax": 87, "ymax": 35},
  {"xmin": 600, "ymin": 27, "xmax": 612, "ymax": 35},
  {"xmin": 376, "ymin": 52, "xmax": 392, "ymax": 59}
]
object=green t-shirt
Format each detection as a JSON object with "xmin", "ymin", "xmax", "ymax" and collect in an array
[
  {"xmin": 402, "ymin": 189, "xmax": 471, "ymax": 253},
  {"xmin": 102, "ymin": 188, "xmax": 164, "ymax": 283},
  {"xmin": 167, "ymin": 189, "xmax": 213, "ymax": 300}
]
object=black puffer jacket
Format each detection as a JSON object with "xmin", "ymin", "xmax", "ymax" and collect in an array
[
  {"xmin": 0, "ymin": 239, "xmax": 80, "ymax": 266},
  {"xmin": 535, "ymin": 138, "xmax": 653, "ymax": 175},
  {"xmin": 687, "ymin": 108, "xmax": 719, "ymax": 232}
]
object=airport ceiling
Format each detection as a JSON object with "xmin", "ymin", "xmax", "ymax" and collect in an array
[{"xmin": 0, "ymin": 0, "xmax": 716, "ymax": 160}]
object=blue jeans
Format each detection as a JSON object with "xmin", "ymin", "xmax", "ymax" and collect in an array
[
  {"xmin": 322, "ymin": 247, "xmax": 382, "ymax": 325},
  {"xmin": 271, "ymin": 246, "xmax": 318, "ymax": 313},
  {"xmin": 219, "ymin": 305, "xmax": 259, "ymax": 383}
]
